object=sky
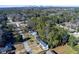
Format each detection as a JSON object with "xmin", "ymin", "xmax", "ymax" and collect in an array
[{"xmin": 0, "ymin": 0, "xmax": 79, "ymax": 7}]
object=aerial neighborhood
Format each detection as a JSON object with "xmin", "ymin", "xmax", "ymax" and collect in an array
[{"xmin": 0, "ymin": 7, "xmax": 79, "ymax": 54}]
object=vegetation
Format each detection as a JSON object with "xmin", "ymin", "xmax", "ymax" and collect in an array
[
  {"xmin": 30, "ymin": 16, "xmax": 69, "ymax": 48},
  {"xmin": 74, "ymin": 45, "xmax": 79, "ymax": 53},
  {"xmin": 77, "ymin": 28, "xmax": 79, "ymax": 32},
  {"xmin": 67, "ymin": 35, "xmax": 77, "ymax": 47},
  {"xmin": 53, "ymin": 44, "xmax": 77, "ymax": 54},
  {"xmin": 1, "ymin": 7, "xmax": 79, "ymax": 53}
]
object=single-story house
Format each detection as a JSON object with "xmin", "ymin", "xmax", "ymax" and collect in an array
[
  {"xmin": 36, "ymin": 37, "xmax": 49, "ymax": 50},
  {"xmin": 29, "ymin": 30, "xmax": 49, "ymax": 50}
]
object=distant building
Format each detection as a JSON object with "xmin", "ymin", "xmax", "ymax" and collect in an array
[
  {"xmin": 0, "ymin": 15, "xmax": 7, "ymax": 22},
  {"xmin": 71, "ymin": 32, "xmax": 79, "ymax": 38},
  {"xmin": 0, "ymin": 29, "xmax": 4, "ymax": 47}
]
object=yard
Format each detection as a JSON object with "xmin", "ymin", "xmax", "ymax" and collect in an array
[
  {"xmin": 52, "ymin": 44, "xmax": 77, "ymax": 54},
  {"xmin": 73, "ymin": 45, "xmax": 79, "ymax": 53},
  {"xmin": 14, "ymin": 43, "xmax": 26, "ymax": 54},
  {"xmin": 28, "ymin": 35, "xmax": 43, "ymax": 54},
  {"xmin": 20, "ymin": 32, "xmax": 78, "ymax": 54}
]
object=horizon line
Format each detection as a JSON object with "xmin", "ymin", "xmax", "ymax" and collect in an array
[{"xmin": 0, "ymin": 5, "xmax": 79, "ymax": 8}]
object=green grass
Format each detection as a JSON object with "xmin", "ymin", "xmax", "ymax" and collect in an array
[
  {"xmin": 29, "ymin": 35, "xmax": 35, "ymax": 42},
  {"xmin": 74, "ymin": 45, "xmax": 79, "ymax": 53},
  {"xmin": 64, "ymin": 45, "xmax": 77, "ymax": 54}
]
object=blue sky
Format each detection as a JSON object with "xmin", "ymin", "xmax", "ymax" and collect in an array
[{"xmin": 0, "ymin": 0, "xmax": 79, "ymax": 7}]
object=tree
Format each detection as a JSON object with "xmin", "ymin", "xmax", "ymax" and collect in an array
[
  {"xmin": 48, "ymin": 31, "xmax": 59, "ymax": 48},
  {"xmin": 77, "ymin": 28, "xmax": 79, "ymax": 32},
  {"xmin": 47, "ymin": 25, "xmax": 68, "ymax": 48},
  {"xmin": 68, "ymin": 35, "xmax": 77, "ymax": 47}
]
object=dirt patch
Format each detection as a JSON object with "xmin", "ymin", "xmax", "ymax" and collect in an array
[
  {"xmin": 14, "ymin": 43, "xmax": 26, "ymax": 54},
  {"xmin": 28, "ymin": 36, "xmax": 43, "ymax": 54}
]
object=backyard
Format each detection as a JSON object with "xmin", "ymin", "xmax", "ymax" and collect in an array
[{"xmin": 52, "ymin": 44, "xmax": 77, "ymax": 54}]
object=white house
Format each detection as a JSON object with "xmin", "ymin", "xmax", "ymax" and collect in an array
[
  {"xmin": 29, "ymin": 31, "xmax": 37, "ymax": 36},
  {"xmin": 29, "ymin": 30, "xmax": 49, "ymax": 50},
  {"xmin": 36, "ymin": 37, "xmax": 49, "ymax": 50}
]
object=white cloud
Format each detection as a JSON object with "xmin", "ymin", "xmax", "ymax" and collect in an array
[{"xmin": 0, "ymin": 0, "xmax": 79, "ymax": 7}]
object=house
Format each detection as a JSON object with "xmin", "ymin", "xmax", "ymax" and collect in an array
[
  {"xmin": 0, "ymin": 15, "xmax": 7, "ymax": 23},
  {"xmin": 0, "ymin": 43, "xmax": 15, "ymax": 54},
  {"xmin": 29, "ymin": 31, "xmax": 37, "ymax": 36},
  {"xmin": 20, "ymin": 33, "xmax": 26, "ymax": 40},
  {"xmin": 29, "ymin": 30, "xmax": 49, "ymax": 50},
  {"xmin": 36, "ymin": 37, "xmax": 49, "ymax": 50},
  {"xmin": 0, "ymin": 30, "xmax": 16, "ymax": 54}
]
